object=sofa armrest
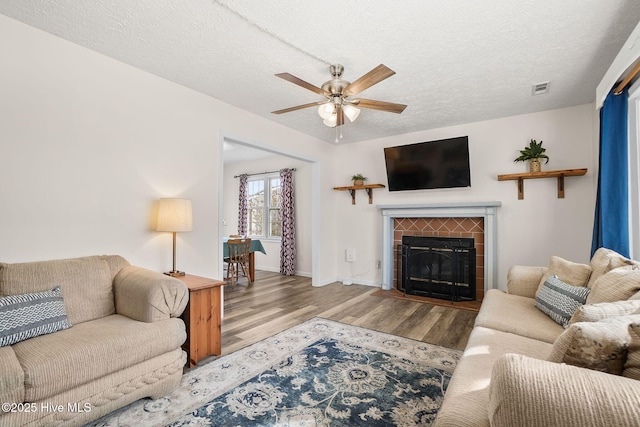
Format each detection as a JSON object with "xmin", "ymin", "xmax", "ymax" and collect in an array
[
  {"xmin": 113, "ymin": 265, "xmax": 188, "ymax": 322},
  {"xmin": 0, "ymin": 346, "xmax": 24, "ymax": 406},
  {"xmin": 506, "ymin": 265, "xmax": 547, "ymax": 298},
  {"xmin": 489, "ymin": 353, "xmax": 640, "ymax": 427}
]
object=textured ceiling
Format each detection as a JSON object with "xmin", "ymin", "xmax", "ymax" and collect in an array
[{"xmin": 2, "ymin": 1, "xmax": 639, "ymax": 144}]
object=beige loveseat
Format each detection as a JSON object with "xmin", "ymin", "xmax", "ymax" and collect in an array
[
  {"xmin": 435, "ymin": 248, "xmax": 640, "ymax": 427},
  {"xmin": 0, "ymin": 255, "xmax": 189, "ymax": 426}
]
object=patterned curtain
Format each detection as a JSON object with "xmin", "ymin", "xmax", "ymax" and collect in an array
[
  {"xmin": 279, "ymin": 168, "xmax": 296, "ymax": 275},
  {"xmin": 238, "ymin": 174, "xmax": 248, "ymax": 236}
]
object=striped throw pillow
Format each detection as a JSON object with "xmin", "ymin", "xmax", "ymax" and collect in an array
[
  {"xmin": 0, "ymin": 287, "xmax": 72, "ymax": 347},
  {"xmin": 536, "ymin": 275, "xmax": 590, "ymax": 328}
]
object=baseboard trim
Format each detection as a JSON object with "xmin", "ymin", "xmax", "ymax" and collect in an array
[{"xmin": 255, "ymin": 266, "xmax": 312, "ymax": 278}]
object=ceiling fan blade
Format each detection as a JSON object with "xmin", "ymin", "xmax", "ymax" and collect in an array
[
  {"xmin": 271, "ymin": 102, "xmax": 321, "ymax": 115},
  {"xmin": 336, "ymin": 105, "xmax": 344, "ymax": 126},
  {"xmin": 343, "ymin": 64, "xmax": 396, "ymax": 97},
  {"xmin": 275, "ymin": 73, "xmax": 330, "ymax": 96},
  {"xmin": 354, "ymin": 98, "xmax": 407, "ymax": 114}
]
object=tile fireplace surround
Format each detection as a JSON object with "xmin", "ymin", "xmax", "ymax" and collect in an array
[{"xmin": 377, "ymin": 202, "xmax": 501, "ymax": 297}]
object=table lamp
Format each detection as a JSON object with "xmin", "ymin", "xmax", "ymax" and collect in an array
[{"xmin": 156, "ymin": 198, "xmax": 192, "ymax": 277}]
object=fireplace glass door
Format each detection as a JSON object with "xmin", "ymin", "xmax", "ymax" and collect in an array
[{"xmin": 399, "ymin": 236, "xmax": 476, "ymax": 301}]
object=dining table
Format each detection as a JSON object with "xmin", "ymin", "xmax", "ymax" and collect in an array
[{"xmin": 223, "ymin": 238, "xmax": 266, "ymax": 282}]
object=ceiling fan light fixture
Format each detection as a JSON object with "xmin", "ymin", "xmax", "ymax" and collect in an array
[
  {"xmin": 317, "ymin": 102, "xmax": 335, "ymax": 120},
  {"xmin": 323, "ymin": 114, "xmax": 338, "ymax": 127},
  {"xmin": 273, "ymin": 64, "xmax": 407, "ymax": 139},
  {"xmin": 343, "ymin": 104, "xmax": 361, "ymax": 122}
]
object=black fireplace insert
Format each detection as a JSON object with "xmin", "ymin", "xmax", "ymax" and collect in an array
[{"xmin": 398, "ymin": 235, "xmax": 476, "ymax": 301}]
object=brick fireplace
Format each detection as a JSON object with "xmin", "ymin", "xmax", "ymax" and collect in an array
[
  {"xmin": 394, "ymin": 217, "xmax": 484, "ymax": 300},
  {"xmin": 378, "ymin": 202, "xmax": 501, "ymax": 298}
]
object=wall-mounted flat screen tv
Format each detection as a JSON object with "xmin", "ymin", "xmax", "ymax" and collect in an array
[{"xmin": 384, "ymin": 136, "xmax": 471, "ymax": 191}]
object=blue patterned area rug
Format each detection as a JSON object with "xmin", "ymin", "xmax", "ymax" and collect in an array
[{"xmin": 90, "ymin": 318, "xmax": 461, "ymax": 426}]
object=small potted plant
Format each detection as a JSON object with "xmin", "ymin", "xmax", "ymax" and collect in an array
[
  {"xmin": 514, "ymin": 139, "xmax": 549, "ymax": 172},
  {"xmin": 351, "ymin": 173, "xmax": 367, "ymax": 186}
]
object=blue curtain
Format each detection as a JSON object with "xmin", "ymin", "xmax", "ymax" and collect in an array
[{"xmin": 591, "ymin": 87, "xmax": 629, "ymax": 257}]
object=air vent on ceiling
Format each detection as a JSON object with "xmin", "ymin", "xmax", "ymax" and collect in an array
[{"xmin": 532, "ymin": 81, "xmax": 550, "ymax": 95}]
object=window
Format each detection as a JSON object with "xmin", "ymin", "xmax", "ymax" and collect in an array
[{"xmin": 247, "ymin": 175, "xmax": 281, "ymax": 238}]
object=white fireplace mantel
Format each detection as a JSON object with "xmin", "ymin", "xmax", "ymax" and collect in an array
[{"xmin": 377, "ymin": 201, "xmax": 502, "ymax": 292}]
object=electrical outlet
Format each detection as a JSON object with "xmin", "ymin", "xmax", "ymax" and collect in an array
[{"xmin": 345, "ymin": 248, "xmax": 356, "ymax": 263}]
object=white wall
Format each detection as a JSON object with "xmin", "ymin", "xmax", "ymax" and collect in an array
[
  {"xmin": 1, "ymin": 15, "xmax": 601, "ymax": 291},
  {"xmin": 0, "ymin": 15, "xmax": 337, "ymax": 284},
  {"xmin": 222, "ymin": 155, "xmax": 313, "ymax": 276},
  {"xmin": 332, "ymin": 104, "xmax": 596, "ymax": 290}
]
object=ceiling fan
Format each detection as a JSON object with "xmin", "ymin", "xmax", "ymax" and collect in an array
[{"xmin": 272, "ymin": 64, "xmax": 407, "ymax": 128}]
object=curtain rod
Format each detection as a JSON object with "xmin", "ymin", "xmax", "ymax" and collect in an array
[
  {"xmin": 614, "ymin": 61, "xmax": 640, "ymax": 94},
  {"xmin": 234, "ymin": 168, "xmax": 296, "ymax": 178}
]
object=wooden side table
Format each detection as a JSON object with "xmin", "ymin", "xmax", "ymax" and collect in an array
[{"xmin": 177, "ymin": 274, "xmax": 225, "ymax": 367}]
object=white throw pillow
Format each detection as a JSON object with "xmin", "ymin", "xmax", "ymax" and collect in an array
[
  {"xmin": 536, "ymin": 256, "xmax": 592, "ymax": 297},
  {"xmin": 570, "ymin": 300, "xmax": 640, "ymax": 324},
  {"xmin": 587, "ymin": 266, "xmax": 640, "ymax": 304}
]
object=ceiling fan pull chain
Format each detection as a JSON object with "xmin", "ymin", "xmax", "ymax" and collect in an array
[{"xmin": 335, "ymin": 126, "xmax": 339, "ymax": 143}]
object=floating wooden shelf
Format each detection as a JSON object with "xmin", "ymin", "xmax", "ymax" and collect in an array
[
  {"xmin": 497, "ymin": 168, "xmax": 587, "ymax": 200},
  {"xmin": 333, "ymin": 184, "xmax": 386, "ymax": 204}
]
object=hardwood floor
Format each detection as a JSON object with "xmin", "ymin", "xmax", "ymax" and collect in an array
[{"xmin": 220, "ymin": 270, "xmax": 477, "ymax": 356}]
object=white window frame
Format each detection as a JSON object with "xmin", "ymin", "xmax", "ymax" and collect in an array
[{"xmin": 247, "ymin": 174, "xmax": 282, "ymax": 240}]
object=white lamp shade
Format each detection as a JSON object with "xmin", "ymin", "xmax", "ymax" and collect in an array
[
  {"xmin": 343, "ymin": 104, "xmax": 361, "ymax": 122},
  {"xmin": 317, "ymin": 102, "xmax": 335, "ymax": 120},
  {"xmin": 156, "ymin": 198, "xmax": 193, "ymax": 232},
  {"xmin": 323, "ymin": 114, "xmax": 338, "ymax": 127}
]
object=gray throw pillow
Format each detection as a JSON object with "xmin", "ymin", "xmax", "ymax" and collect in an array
[
  {"xmin": 0, "ymin": 287, "xmax": 72, "ymax": 346},
  {"xmin": 536, "ymin": 275, "xmax": 590, "ymax": 328}
]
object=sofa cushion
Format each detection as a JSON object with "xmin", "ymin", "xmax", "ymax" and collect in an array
[
  {"xmin": 535, "ymin": 276, "xmax": 590, "ymax": 328},
  {"xmin": 434, "ymin": 326, "xmax": 552, "ymax": 427},
  {"xmin": 506, "ymin": 265, "xmax": 547, "ymax": 298},
  {"xmin": 588, "ymin": 247, "xmax": 631, "ymax": 288},
  {"xmin": 570, "ymin": 299, "xmax": 640, "ymax": 324},
  {"xmin": 548, "ymin": 315, "xmax": 640, "ymax": 375},
  {"xmin": 586, "ymin": 266, "xmax": 640, "ymax": 304},
  {"xmin": 99, "ymin": 255, "xmax": 130, "ymax": 281},
  {"xmin": 0, "ymin": 256, "xmax": 114, "ymax": 324},
  {"xmin": 609, "ymin": 255, "xmax": 640, "ymax": 270},
  {"xmin": 475, "ymin": 289, "xmax": 564, "ymax": 343},
  {"xmin": 536, "ymin": 256, "xmax": 592, "ymax": 296},
  {"xmin": 0, "ymin": 287, "xmax": 72, "ymax": 347},
  {"xmin": 10, "ymin": 314, "xmax": 186, "ymax": 402},
  {"xmin": 623, "ymin": 321, "xmax": 640, "ymax": 380}
]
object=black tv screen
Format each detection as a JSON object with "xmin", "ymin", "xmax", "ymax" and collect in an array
[{"xmin": 384, "ymin": 136, "xmax": 471, "ymax": 191}]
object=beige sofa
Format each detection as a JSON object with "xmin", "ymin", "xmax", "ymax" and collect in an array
[
  {"xmin": 435, "ymin": 248, "xmax": 640, "ymax": 427},
  {"xmin": 0, "ymin": 255, "xmax": 189, "ymax": 426}
]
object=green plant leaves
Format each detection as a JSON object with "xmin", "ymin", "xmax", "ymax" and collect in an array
[{"xmin": 514, "ymin": 139, "xmax": 549, "ymax": 163}]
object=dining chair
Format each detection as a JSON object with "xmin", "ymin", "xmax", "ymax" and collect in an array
[{"xmin": 224, "ymin": 238, "xmax": 252, "ymax": 287}]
